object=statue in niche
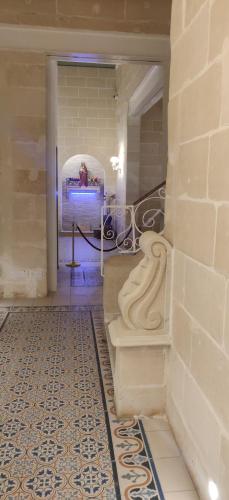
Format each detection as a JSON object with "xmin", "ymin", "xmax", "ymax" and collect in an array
[{"xmin": 79, "ymin": 162, "xmax": 88, "ymax": 187}]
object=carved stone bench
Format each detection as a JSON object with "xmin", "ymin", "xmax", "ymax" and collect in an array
[{"xmin": 105, "ymin": 230, "xmax": 172, "ymax": 417}]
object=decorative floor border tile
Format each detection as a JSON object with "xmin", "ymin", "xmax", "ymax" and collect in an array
[
  {"xmin": 92, "ymin": 308, "xmax": 165, "ymax": 500},
  {"xmin": 0, "ymin": 309, "xmax": 8, "ymax": 330},
  {"xmin": 0, "ymin": 305, "xmax": 103, "ymax": 312}
]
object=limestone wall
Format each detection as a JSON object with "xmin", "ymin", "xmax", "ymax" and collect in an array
[
  {"xmin": 140, "ymin": 99, "xmax": 163, "ymax": 196},
  {"xmin": 116, "ymin": 64, "xmax": 150, "ymax": 206},
  {"xmin": 116, "ymin": 64, "xmax": 151, "ymax": 106},
  {"xmin": 0, "ymin": 0, "xmax": 172, "ymax": 35},
  {"xmin": 0, "ymin": 50, "xmax": 47, "ymax": 298},
  {"xmin": 0, "ymin": 2, "xmax": 171, "ymax": 298},
  {"xmin": 116, "ymin": 66, "xmax": 164, "ymax": 205},
  {"xmin": 57, "ymin": 64, "xmax": 117, "ymax": 197},
  {"xmin": 166, "ymin": 1, "xmax": 229, "ymax": 498}
]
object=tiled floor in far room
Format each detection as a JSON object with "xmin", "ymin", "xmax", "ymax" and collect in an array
[{"xmin": 0, "ymin": 237, "xmax": 200, "ymax": 499}]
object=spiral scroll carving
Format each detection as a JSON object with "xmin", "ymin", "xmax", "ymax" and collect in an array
[{"xmin": 118, "ymin": 231, "xmax": 171, "ymax": 331}]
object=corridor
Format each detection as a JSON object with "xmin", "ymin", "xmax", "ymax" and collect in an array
[
  {"xmin": 0, "ymin": 238, "xmax": 198, "ymax": 499},
  {"xmin": 1, "ymin": 0, "xmax": 229, "ymax": 497}
]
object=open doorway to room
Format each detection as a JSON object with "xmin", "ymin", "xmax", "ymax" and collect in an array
[
  {"xmin": 50, "ymin": 57, "xmax": 168, "ymax": 292},
  {"xmin": 56, "ymin": 62, "xmax": 118, "ymax": 275}
]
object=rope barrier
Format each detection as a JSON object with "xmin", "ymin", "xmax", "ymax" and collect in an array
[{"xmin": 76, "ymin": 223, "xmax": 133, "ymax": 252}]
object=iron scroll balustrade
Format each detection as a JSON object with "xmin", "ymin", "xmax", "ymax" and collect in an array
[{"xmin": 100, "ymin": 183, "xmax": 166, "ymax": 275}]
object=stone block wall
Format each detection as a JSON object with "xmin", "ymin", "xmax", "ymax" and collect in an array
[
  {"xmin": 0, "ymin": 2, "xmax": 172, "ymax": 298},
  {"xmin": 62, "ymin": 188, "xmax": 103, "ymax": 232},
  {"xmin": 166, "ymin": 1, "xmax": 229, "ymax": 498},
  {"xmin": 0, "ymin": 0, "xmax": 172, "ymax": 35},
  {"xmin": 116, "ymin": 64, "xmax": 151, "ymax": 106},
  {"xmin": 116, "ymin": 65, "xmax": 165, "ymax": 207},
  {"xmin": 0, "ymin": 50, "xmax": 47, "ymax": 298},
  {"xmin": 57, "ymin": 64, "xmax": 117, "ymax": 201},
  {"xmin": 140, "ymin": 99, "xmax": 163, "ymax": 196},
  {"xmin": 116, "ymin": 64, "xmax": 150, "ymax": 206}
]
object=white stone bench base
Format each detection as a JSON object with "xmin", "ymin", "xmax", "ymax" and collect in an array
[{"xmin": 107, "ymin": 317, "xmax": 171, "ymax": 417}]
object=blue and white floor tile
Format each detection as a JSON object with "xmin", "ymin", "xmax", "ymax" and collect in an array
[
  {"xmin": 0, "ymin": 305, "xmax": 164, "ymax": 499},
  {"xmin": 0, "ymin": 243, "xmax": 198, "ymax": 499}
]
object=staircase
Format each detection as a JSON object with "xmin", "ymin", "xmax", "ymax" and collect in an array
[
  {"xmin": 101, "ymin": 180, "xmax": 166, "ymax": 275},
  {"xmin": 133, "ymin": 180, "xmax": 166, "ymax": 234}
]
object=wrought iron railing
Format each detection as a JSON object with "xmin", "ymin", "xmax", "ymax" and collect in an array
[{"xmin": 100, "ymin": 181, "xmax": 166, "ymax": 274}]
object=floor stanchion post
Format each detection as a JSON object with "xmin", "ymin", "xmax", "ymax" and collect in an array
[{"xmin": 66, "ymin": 222, "xmax": 80, "ymax": 268}]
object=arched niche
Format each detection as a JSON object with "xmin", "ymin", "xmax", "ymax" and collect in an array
[
  {"xmin": 60, "ymin": 154, "xmax": 105, "ymax": 232},
  {"xmin": 61, "ymin": 154, "xmax": 105, "ymax": 185}
]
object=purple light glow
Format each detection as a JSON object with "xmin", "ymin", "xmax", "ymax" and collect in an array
[{"xmin": 70, "ymin": 191, "xmax": 97, "ymax": 196}]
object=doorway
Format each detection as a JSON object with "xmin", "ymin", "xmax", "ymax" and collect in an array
[
  {"xmin": 56, "ymin": 62, "xmax": 118, "ymax": 283},
  {"xmin": 47, "ymin": 49, "xmax": 169, "ymax": 292}
]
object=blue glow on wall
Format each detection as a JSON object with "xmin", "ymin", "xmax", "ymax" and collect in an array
[{"xmin": 70, "ymin": 191, "xmax": 97, "ymax": 196}]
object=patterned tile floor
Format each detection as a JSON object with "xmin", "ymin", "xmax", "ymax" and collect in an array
[
  {"xmin": 0, "ymin": 238, "xmax": 199, "ymax": 499},
  {"xmin": 0, "ymin": 306, "xmax": 164, "ymax": 499}
]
